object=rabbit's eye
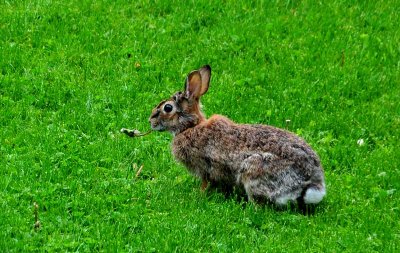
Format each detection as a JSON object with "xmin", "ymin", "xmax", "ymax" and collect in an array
[{"xmin": 163, "ymin": 104, "xmax": 173, "ymax": 113}]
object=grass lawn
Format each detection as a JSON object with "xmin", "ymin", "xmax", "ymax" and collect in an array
[{"xmin": 1, "ymin": 0, "xmax": 399, "ymax": 252}]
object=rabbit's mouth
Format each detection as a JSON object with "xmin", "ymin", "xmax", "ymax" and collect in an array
[{"xmin": 150, "ymin": 122, "xmax": 165, "ymax": 131}]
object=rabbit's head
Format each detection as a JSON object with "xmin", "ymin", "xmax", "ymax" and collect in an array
[{"xmin": 149, "ymin": 65, "xmax": 211, "ymax": 135}]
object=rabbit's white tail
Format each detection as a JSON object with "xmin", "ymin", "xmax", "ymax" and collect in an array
[{"xmin": 304, "ymin": 184, "xmax": 326, "ymax": 204}]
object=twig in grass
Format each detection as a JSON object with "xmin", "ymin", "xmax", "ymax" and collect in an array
[
  {"xmin": 135, "ymin": 164, "xmax": 144, "ymax": 178},
  {"xmin": 33, "ymin": 202, "xmax": 41, "ymax": 231},
  {"xmin": 120, "ymin": 128, "xmax": 152, "ymax": 138}
]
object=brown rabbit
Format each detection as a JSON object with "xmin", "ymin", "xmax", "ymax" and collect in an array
[{"xmin": 149, "ymin": 65, "xmax": 326, "ymax": 207}]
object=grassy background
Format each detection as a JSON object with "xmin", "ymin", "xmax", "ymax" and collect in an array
[{"xmin": 1, "ymin": 0, "xmax": 399, "ymax": 251}]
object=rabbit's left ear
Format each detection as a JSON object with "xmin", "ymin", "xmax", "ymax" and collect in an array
[{"xmin": 185, "ymin": 65, "xmax": 211, "ymax": 100}]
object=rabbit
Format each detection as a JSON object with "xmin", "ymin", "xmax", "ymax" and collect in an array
[{"xmin": 149, "ymin": 65, "xmax": 326, "ymax": 207}]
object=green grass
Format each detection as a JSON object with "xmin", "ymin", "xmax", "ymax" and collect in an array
[{"xmin": 1, "ymin": 0, "xmax": 399, "ymax": 251}]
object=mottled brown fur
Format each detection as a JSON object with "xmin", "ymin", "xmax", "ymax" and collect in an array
[{"xmin": 149, "ymin": 65, "xmax": 326, "ymax": 206}]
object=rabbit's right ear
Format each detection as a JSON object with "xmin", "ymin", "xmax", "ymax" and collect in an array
[{"xmin": 185, "ymin": 65, "xmax": 211, "ymax": 100}]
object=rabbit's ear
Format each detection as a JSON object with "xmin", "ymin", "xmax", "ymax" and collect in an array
[
  {"xmin": 198, "ymin": 65, "xmax": 211, "ymax": 96},
  {"xmin": 185, "ymin": 65, "xmax": 211, "ymax": 100}
]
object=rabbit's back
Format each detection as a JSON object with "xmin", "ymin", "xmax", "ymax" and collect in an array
[{"xmin": 173, "ymin": 115, "xmax": 323, "ymax": 182}]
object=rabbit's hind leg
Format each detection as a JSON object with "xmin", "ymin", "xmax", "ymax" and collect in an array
[
  {"xmin": 237, "ymin": 153, "xmax": 276, "ymax": 204},
  {"xmin": 238, "ymin": 153, "xmax": 306, "ymax": 206}
]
